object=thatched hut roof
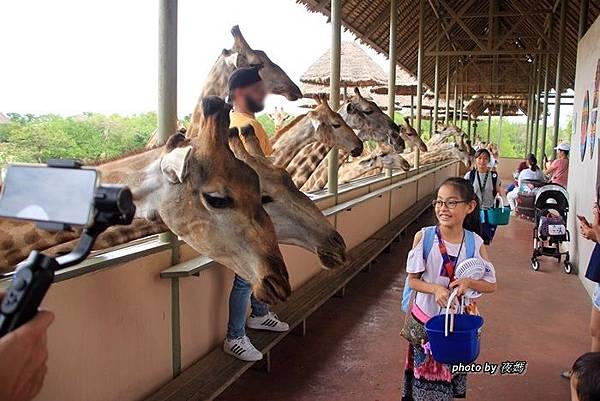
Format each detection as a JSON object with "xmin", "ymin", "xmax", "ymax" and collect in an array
[
  {"xmin": 371, "ymin": 66, "xmax": 422, "ymax": 96},
  {"xmin": 465, "ymin": 96, "xmax": 530, "ymax": 117},
  {"xmin": 300, "ymin": 41, "xmax": 387, "ymax": 87},
  {"xmin": 0, "ymin": 113, "xmax": 10, "ymax": 124}
]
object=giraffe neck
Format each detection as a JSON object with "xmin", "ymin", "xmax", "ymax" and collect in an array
[
  {"xmin": 339, "ymin": 161, "xmax": 381, "ymax": 184},
  {"xmin": 97, "ymin": 148, "xmax": 165, "ymax": 221},
  {"xmin": 271, "ymin": 117, "xmax": 317, "ymax": 168},
  {"xmin": 288, "ymin": 143, "xmax": 331, "ymax": 188},
  {"xmin": 188, "ymin": 56, "xmax": 233, "ymax": 137},
  {"xmin": 301, "ymin": 151, "xmax": 349, "ymax": 192}
]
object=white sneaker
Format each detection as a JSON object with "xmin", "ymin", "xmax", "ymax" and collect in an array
[
  {"xmin": 223, "ymin": 336, "xmax": 263, "ymax": 362},
  {"xmin": 246, "ymin": 312, "xmax": 290, "ymax": 332}
]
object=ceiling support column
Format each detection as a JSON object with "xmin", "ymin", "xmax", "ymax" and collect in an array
[
  {"xmin": 158, "ymin": 0, "xmax": 178, "ymax": 146},
  {"xmin": 386, "ymin": 0, "xmax": 397, "ymax": 177},
  {"xmin": 415, "ymin": 0, "xmax": 425, "ymax": 168},
  {"xmin": 551, "ymin": 0, "xmax": 567, "ymax": 159},
  {"xmin": 327, "ymin": 0, "xmax": 341, "ymax": 194}
]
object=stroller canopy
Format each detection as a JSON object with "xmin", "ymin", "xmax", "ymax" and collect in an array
[{"xmin": 535, "ymin": 184, "xmax": 569, "ymax": 211}]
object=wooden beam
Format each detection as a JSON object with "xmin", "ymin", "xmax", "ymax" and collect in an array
[
  {"xmin": 439, "ymin": 0, "xmax": 487, "ymax": 50},
  {"xmin": 426, "ymin": 49, "xmax": 556, "ymax": 56}
]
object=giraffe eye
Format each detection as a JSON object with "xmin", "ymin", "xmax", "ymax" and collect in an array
[
  {"xmin": 261, "ymin": 195, "xmax": 274, "ymax": 204},
  {"xmin": 363, "ymin": 110, "xmax": 373, "ymax": 115},
  {"xmin": 203, "ymin": 193, "xmax": 233, "ymax": 209},
  {"xmin": 332, "ymin": 123, "xmax": 341, "ymax": 129}
]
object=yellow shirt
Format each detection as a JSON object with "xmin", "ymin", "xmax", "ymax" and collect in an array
[{"xmin": 229, "ymin": 111, "xmax": 273, "ymax": 156}]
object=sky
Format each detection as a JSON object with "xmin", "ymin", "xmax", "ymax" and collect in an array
[
  {"xmin": 0, "ymin": 0, "xmax": 381, "ymax": 117},
  {"xmin": 0, "ymin": 0, "xmax": 571, "ymax": 126}
]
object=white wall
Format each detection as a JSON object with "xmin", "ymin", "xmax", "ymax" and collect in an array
[{"xmin": 567, "ymin": 15, "xmax": 600, "ymax": 297}]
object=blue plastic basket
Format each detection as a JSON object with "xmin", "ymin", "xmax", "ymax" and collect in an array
[{"xmin": 425, "ymin": 313, "xmax": 484, "ymax": 365}]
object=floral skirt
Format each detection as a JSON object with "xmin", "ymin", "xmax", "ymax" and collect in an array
[{"xmin": 401, "ymin": 312, "xmax": 467, "ymax": 400}]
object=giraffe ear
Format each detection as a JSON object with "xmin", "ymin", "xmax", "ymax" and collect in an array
[
  {"xmin": 222, "ymin": 49, "xmax": 239, "ymax": 68},
  {"xmin": 161, "ymin": 146, "xmax": 193, "ymax": 183}
]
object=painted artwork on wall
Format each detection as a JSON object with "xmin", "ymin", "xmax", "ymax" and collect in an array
[
  {"xmin": 581, "ymin": 90, "xmax": 589, "ymax": 161},
  {"xmin": 590, "ymin": 59, "xmax": 600, "ymax": 158}
]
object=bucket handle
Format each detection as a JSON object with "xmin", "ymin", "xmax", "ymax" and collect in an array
[{"xmin": 444, "ymin": 288, "xmax": 461, "ymax": 337}]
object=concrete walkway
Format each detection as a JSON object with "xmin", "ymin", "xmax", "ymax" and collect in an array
[{"xmin": 216, "ymin": 213, "xmax": 591, "ymax": 401}]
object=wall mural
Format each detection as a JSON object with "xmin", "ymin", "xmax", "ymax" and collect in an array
[
  {"xmin": 591, "ymin": 59, "xmax": 600, "ymax": 159},
  {"xmin": 581, "ymin": 90, "xmax": 590, "ymax": 161}
]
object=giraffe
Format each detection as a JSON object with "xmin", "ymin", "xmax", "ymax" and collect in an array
[
  {"xmin": 337, "ymin": 143, "xmax": 411, "ymax": 184},
  {"xmin": 227, "ymin": 125, "xmax": 347, "ymax": 269},
  {"xmin": 0, "ymin": 97, "xmax": 292, "ymax": 304},
  {"xmin": 187, "ymin": 25, "xmax": 302, "ymax": 138},
  {"xmin": 286, "ymin": 88, "xmax": 406, "ymax": 188},
  {"xmin": 404, "ymin": 142, "xmax": 471, "ymax": 169},
  {"xmin": 270, "ymin": 94, "xmax": 363, "ymax": 169},
  {"xmin": 268, "ymin": 107, "xmax": 291, "ymax": 132},
  {"xmin": 297, "ymin": 116, "xmax": 429, "ymax": 192}
]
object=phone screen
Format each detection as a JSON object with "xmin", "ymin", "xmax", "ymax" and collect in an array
[{"xmin": 0, "ymin": 165, "xmax": 98, "ymax": 226}]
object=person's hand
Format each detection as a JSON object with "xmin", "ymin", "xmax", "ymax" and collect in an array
[
  {"xmin": 0, "ymin": 292, "xmax": 54, "ymax": 401},
  {"xmin": 433, "ymin": 286, "xmax": 450, "ymax": 307},
  {"xmin": 450, "ymin": 278, "xmax": 472, "ymax": 297}
]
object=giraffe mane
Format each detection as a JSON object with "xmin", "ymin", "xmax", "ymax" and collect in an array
[{"xmin": 271, "ymin": 113, "xmax": 307, "ymax": 144}]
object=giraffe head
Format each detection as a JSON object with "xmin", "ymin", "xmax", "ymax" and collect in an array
[
  {"xmin": 309, "ymin": 94, "xmax": 363, "ymax": 157},
  {"xmin": 401, "ymin": 117, "xmax": 428, "ymax": 152},
  {"xmin": 229, "ymin": 125, "xmax": 348, "ymax": 269},
  {"xmin": 343, "ymin": 88, "xmax": 404, "ymax": 152},
  {"xmin": 222, "ymin": 26, "xmax": 302, "ymax": 101},
  {"xmin": 156, "ymin": 96, "xmax": 290, "ymax": 304},
  {"xmin": 357, "ymin": 143, "xmax": 411, "ymax": 171}
]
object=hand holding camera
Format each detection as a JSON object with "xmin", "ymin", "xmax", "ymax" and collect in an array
[
  {"xmin": 0, "ymin": 160, "xmax": 136, "ymax": 400},
  {"xmin": 0, "ymin": 291, "xmax": 53, "ymax": 401}
]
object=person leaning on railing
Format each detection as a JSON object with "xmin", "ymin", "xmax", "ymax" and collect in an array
[{"xmin": 0, "ymin": 291, "xmax": 54, "ymax": 401}]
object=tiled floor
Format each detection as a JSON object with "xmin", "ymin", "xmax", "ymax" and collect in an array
[{"xmin": 217, "ymin": 212, "xmax": 591, "ymax": 401}]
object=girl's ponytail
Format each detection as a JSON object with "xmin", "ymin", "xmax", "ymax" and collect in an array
[{"xmin": 435, "ymin": 177, "xmax": 482, "ymax": 236}]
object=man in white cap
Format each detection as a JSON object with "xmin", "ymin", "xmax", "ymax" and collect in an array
[{"xmin": 545, "ymin": 143, "xmax": 570, "ymax": 187}]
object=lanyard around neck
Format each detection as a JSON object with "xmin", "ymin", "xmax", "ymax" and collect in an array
[
  {"xmin": 435, "ymin": 226, "xmax": 464, "ymax": 284},
  {"xmin": 475, "ymin": 170, "xmax": 489, "ymax": 193}
]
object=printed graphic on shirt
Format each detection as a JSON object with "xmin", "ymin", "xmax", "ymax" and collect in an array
[{"xmin": 581, "ymin": 90, "xmax": 589, "ymax": 162}]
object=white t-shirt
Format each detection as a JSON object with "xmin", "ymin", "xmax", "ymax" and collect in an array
[
  {"xmin": 406, "ymin": 228, "xmax": 496, "ymax": 317},
  {"xmin": 517, "ymin": 168, "xmax": 544, "ymax": 187}
]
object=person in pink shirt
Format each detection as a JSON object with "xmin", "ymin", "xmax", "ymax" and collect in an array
[{"xmin": 545, "ymin": 143, "xmax": 570, "ymax": 187}]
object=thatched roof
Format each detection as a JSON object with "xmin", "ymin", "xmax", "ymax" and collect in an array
[
  {"xmin": 465, "ymin": 96, "xmax": 530, "ymax": 117},
  {"xmin": 371, "ymin": 66, "xmax": 421, "ymax": 95},
  {"xmin": 0, "ymin": 113, "xmax": 10, "ymax": 124},
  {"xmin": 300, "ymin": 41, "xmax": 387, "ymax": 87},
  {"xmin": 296, "ymin": 0, "xmax": 600, "ymax": 97}
]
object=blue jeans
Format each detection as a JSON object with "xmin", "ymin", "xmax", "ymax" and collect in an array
[{"xmin": 227, "ymin": 274, "xmax": 269, "ymax": 339}]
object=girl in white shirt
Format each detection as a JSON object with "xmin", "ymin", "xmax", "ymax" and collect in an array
[{"xmin": 402, "ymin": 177, "xmax": 497, "ymax": 401}]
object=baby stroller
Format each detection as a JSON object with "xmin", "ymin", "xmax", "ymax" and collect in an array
[{"xmin": 531, "ymin": 184, "xmax": 572, "ymax": 273}]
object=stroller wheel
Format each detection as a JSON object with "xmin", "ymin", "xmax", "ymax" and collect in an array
[
  {"xmin": 531, "ymin": 258, "xmax": 540, "ymax": 271},
  {"xmin": 564, "ymin": 261, "xmax": 573, "ymax": 274}
]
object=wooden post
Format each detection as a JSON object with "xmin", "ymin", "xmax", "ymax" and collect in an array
[
  {"xmin": 453, "ymin": 73, "xmax": 458, "ymax": 126},
  {"xmin": 433, "ymin": 31, "xmax": 440, "ymax": 128},
  {"xmin": 551, "ymin": 0, "xmax": 567, "ymax": 159},
  {"xmin": 459, "ymin": 66, "xmax": 464, "ymax": 129},
  {"xmin": 414, "ymin": 0, "xmax": 425, "ymax": 168},
  {"xmin": 467, "ymin": 115, "xmax": 472, "ymax": 140},
  {"xmin": 540, "ymin": 53, "xmax": 551, "ymax": 159},
  {"xmin": 327, "ymin": 0, "xmax": 341, "ymax": 194},
  {"xmin": 386, "ymin": 0, "xmax": 397, "ymax": 177},
  {"xmin": 579, "ymin": 0, "xmax": 589, "ymax": 40},
  {"xmin": 533, "ymin": 56, "xmax": 542, "ymax": 159},
  {"xmin": 486, "ymin": 111, "xmax": 491, "ymax": 143},
  {"xmin": 498, "ymin": 103, "xmax": 503, "ymax": 146},
  {"xmin": 158, "ymin": 0, "xmax": 178, "ymax": 146},
  {"xmin": 445, "ymin": 57, "xmax": 451, "ymax": 124}
]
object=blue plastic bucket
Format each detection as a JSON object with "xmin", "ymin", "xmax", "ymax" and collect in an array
[
  {"xmin": 425, "ymin": 314, "xmax": 484, "ymax": 365},
  {"xmin": 481, "ymin": 207, "xmax": 511, "ymax": 226}
]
